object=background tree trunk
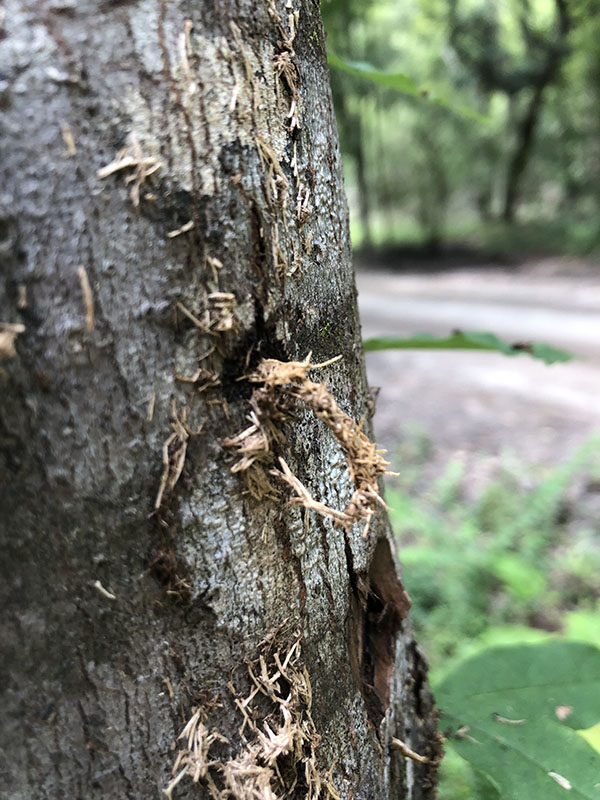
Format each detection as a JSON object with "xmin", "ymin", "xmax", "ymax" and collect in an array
[
  {"xmin": 502, "ymin": 82, "xmax": 547, "ymax": 222},
  {"xmin": 0, "ymin": 2, "xmax": 439, "ymax": 798}
]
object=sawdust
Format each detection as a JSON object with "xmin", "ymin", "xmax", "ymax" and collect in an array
[
  {"xmin": 165, "ymin": 636, "xmax": 341, "ymax": 800},
  {"xmin": 226, "ymin": 356, "xmax": 391, "ymax": 536}
]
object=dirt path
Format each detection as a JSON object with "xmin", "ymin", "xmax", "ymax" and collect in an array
[{"xmin": 356, "ymin": 260, "xmax": 600, "ymax": 487}]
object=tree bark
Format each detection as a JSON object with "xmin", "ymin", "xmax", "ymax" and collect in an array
[{"xmin": 0, "ymin": 2, "xmax": 440, "ymax": 798}]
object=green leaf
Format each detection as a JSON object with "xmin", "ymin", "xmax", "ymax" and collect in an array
[
  {"xmin": 327, "ymin": 52, "xmax": 487, "ymax": 122},
  {"xmin": 327, "ymin": 52, "xmax": 422, "ymax": 96},
  {"xmin": 490, "ymin": 554, "xmax": 547, "ymax": 602},
  {"xmin": 564, "ymin": 608, "xmax": 600, "ymax": 648},
  {"xmin": 363, "ymin": 330, "xmax": 574, "ymax": 365},
  {"xmin": 436, "ymin": 641, "xmax": 600, "ymax": 800},
  {"xmin": 580, "ymin": 722, "xmax": 600, "ymax": 754},
  {"xmin": 531, "ymin": 341, "xmax": 575, "ymax": 364}
]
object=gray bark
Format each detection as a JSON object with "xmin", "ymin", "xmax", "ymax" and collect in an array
[{"xmin": 0, "ymin": 2, "xmax": 440, "ymax": 798}]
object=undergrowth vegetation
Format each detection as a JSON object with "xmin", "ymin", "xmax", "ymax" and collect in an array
[
  {"xmin": 350, "ymin": 216, "xmax": 600, "ymax": 259},
  {"xmin": 386, "ymin": 432, "xmax": 600, "ymax": 798}
]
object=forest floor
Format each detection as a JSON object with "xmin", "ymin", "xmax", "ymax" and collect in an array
[{"xmin": 356, "ymin": 257, "xmax": 600, "ymax": 494}]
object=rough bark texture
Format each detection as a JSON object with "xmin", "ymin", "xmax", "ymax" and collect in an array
[{"xmin": 0, "ymin": 2, "xmax": 440, "ymax": 798}]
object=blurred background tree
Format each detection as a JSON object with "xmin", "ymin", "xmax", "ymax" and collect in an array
[
  {"xmin": 322, "ymin": 0, "xmax": 600, "ymax": 256},
  {"xmin": 323, "ymin": 3, "xmax": 600, "ymax": 796}
]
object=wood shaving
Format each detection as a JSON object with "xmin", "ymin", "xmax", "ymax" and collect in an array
[
  {"xmin": 176, "ymin": 366, "xmax": 221, "ymax": 393},
  {"xmin": 226, "ymin": 355, "xmax": 390, "ymax": 536},
  {"xmin": 77, "ymin": 265, "xmax": 95, "ymax": 331},
  {"xmin": 61, "ymin": 122, "xmax": 76, "ymax": 157},
  {"xmin": 455, "ymin": 725, "xmax": 479, "ymax": 745},
  {"xmin": 147, "ymin": 392, "xmax": 156, "ymax": 422},
  {"xmin": 274, "ymin": 457, "xmax": 349, "ymax": 526},
  {"xmin": 256, "ymin": 135, "xmax": 289, "ymax": 209},
  {"xmin": 167, "ymin": 220, "xmax": 194, "ymax": 238},
  {"xmin": 0, "ymin": 323, "xmax": 25, "ymax": 359},
  {"xmin": 17, "ymin": 285, "xmax": 27, "ymax": 310},
  {"xmin": 206, "ymin": 255, "xmax": 223, "ymax": 283},
  {"xmin": 208, "ymin": 293, "xmax": 237, "ymax": 332},
  {"xmin": 155, "ymin": 401, "xmax": 203, "ymax": 510},
  {"xmin": 165, "ymin": 635, "xmax": 340, "ymax": 800},
  {"xmin": 92, "ymin": 580, "xmax": 116, "ymax": 601},
  {"xmin": 165, "ymin": 708, "xmax": 227, "ymax": 798},
  {"xmin": 163, "ymin": 676, "xmax": 175, "ymax": 700},
  {"xmin": 176, "ymin": 294, "xmax": 237, "ymax": 334},
  {"xmin": 98, "ymin": 132, "xmax": 161, "ymax": 207},
  {"xmin": 391, "ymin": 737, "xmax": 430, "ymax": 764}
]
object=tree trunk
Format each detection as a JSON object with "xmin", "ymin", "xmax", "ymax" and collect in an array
[
  {"xmin": 354, "ymin": 109, "xmax": 373, "ymax": 250},
  {"xmin": 0, "ymin": 2, "xmax": 440, "ymax": 798},
  {"xmin": 416, "ymin": 121, "xmax": 449, "ymax": 253},
  {"xmin": 502, "ymin": 0, "xmax": 570, "ymax": 222},
  {"xmin": 502, "ymin": 81, "xmax": 547, "ymax": 223}
]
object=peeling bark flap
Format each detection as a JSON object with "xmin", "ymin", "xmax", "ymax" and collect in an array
[{"xmin": 362, "ymin": 537, "xmax": 412, "ymax": 726}]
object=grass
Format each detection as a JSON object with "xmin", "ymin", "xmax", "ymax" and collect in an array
[{"xmin": 385, "ymin": 433, "xmax": 600, "ymax": 799}]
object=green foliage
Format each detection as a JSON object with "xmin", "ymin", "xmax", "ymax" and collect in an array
[
  {"xmin": 323, "ymin": 0, "xmax": 600, "ymax": 252},
  {"xmin": 460, "ymin": 219, "xmax": 600, "ymax": 259},
  {"xmin": 564, "ymin": 609, "xmax": 600, "ymax": 648},
  {"xmin": 436, "ymin": 641, "xmax": 600, "ymax": 799},
  {"xmin": 350, "ymin": 216, "xmax": 600, "ymax": 256},
  {"xmin": 386, "ymin": 435, "xmax": 600, "ymax": 798},
  {"xmin": 439, "ymin": 747, "xmax": 501, "ymax": 800},
  {"xmin": 490, "ymin": 554, "xmax": 547, "ymax": 601},
  {"xmin": 388, "ymin": 437, "xmax": 600, "ymax": 673},
  {"xmin": 327, "ymin": 52, "xmax": 486, "ymax": 121},
  {"xmin": 363, "ymin": 330, "xmax": 574, "ymax": 364},
  {"xmin": 327, "ymin": 52, "xmax": 422, "ymax": 98}
]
